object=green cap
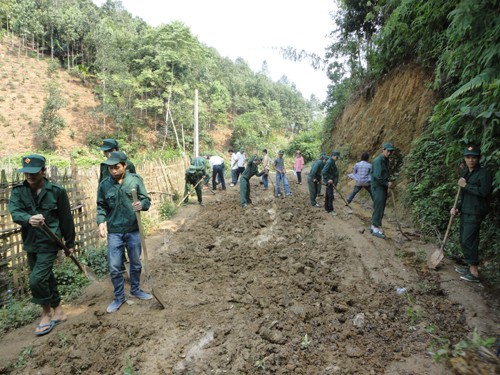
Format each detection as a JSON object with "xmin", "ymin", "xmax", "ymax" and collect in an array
[
  {"xmin": 99, "ymin": 138, "xmax": 119, "ymax": 151},
  {"xmin": 19, "ymin": 154, "xmax": 46, "ymax": 173},
  {"xmin": 239, "ymin": 148, "xmax": 245, "ymax": 152},
  {"xmin": 331, "ymin": 151, "xmax": 340, "ymax": 157},
  {"xmin": 383, "ymin": 143, "xmax": 395, "ymax": 151},
  {"xmin": 103, "ymin": 151, "xmax": 128, "ymax": 165},
  {"xmin": 278, "ymin": 150, "xmax": 284, "ymax": 154},
  {"xmin": 464, "ymin": 145, "xmax": 481, "ymax": 156}
]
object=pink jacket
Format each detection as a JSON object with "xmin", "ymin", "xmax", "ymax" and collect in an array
[{"xmin": 294, "ymin": 156, "xmax": 305, "ymax": 172}]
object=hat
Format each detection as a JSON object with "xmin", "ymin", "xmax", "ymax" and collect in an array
[
  {"xmin": 464, "ymin": 145, "xmax": 481, "ymax": 156},
  {"xmin": 320, "ymin": 153, "xmax": 328, "ymax": 160},
  {"xmin": 331, "ymin": 151, "xmax": 340, "ymax": 157},
  {"xmin": 99, "ymin": 138, "xmax": 119, "ymax": 151},
  {"xmin": 103, "ymin": 151, "xmax": 128, "ymax": 165},
  {"xmin": 253, "ymin": 156, "xmax": 261, "ymax": 162},
  {"xmin": 278, "ymin": 150, "xmax": 284, "ymax": 154},
  {"xmin": 19, "ymin": 154, "xmax": 45, "ymax": 173},
  {"xmin": 239, "ymin": 148, "xmax": 245, "ymax": 152},
  {"xmin": 383, "ymin": 143, "xmax": 395, "ymax": 151}
]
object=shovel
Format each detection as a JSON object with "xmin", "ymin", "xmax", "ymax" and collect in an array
[
  {"xmin": 390, "ymin": 189, "xmax": 411, "ymax": 241},
  {"xmin": 332, "ymin": 183, "xmax": 353, "ymax": 214},
  {"xmin": 428, "ymin": 187, "xmax": 461, "ymax": 269},
  {"xmin": 132, "ymin": 189, "xmax": 167, "ymax": 308},
  {"xmin": 177, "ymin": 177, "xmax": 205, "ymax": 207},
  {"xmin": 41, "ymin": 223, "xmax": 98, "ymax": 282}
]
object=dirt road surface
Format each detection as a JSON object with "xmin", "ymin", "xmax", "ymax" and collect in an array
[{"xmin": 1, "ymin": 176, "xmax": 499, "ymax": 374}]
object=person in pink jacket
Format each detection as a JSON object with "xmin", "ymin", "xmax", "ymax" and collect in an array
[{"xmin": 293, "ymin": 150, "xmax": 305, "ymax": 185}]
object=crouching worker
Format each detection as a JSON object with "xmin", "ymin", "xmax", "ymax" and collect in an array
[
  {"xmin": 97, "ymin": 151, "xmax": 152, "ymax": 313},
  {"xmin": 183, "ymin": 155, "xmax": 207, "ymax": 206},
  {"xmin": 240, "ymin": 156, "xmax": 264, "ymax": 208},
  {"xmin": 8, "ymin": 154, "xmax": 75, "ymax": 336}
]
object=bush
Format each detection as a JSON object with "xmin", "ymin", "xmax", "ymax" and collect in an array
[
  {"xmin": 80, "ymin": 245, "xmax": 109, "ymax": 279},
  {"xmin": 0, "ymin": 296, "xmax": 39, "ymax": 333},
  {"xmin": 53, "ymin": 259, "xmax": 89, "ymax": 302},
  {"xmin": 159, "ymin": 200, "xmax": 177, "ymax": 220}
]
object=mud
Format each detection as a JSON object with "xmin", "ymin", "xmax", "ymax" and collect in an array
[{"xmin": 1, "ymin": 178, "xmax": 499, "ymax": 374}]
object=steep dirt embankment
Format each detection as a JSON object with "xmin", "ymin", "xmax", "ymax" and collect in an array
[{"xmin": 330, "ymin": 63, "xmax": 438, "ymax": 159}]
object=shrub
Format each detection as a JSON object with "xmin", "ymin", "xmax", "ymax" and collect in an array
[
  {"xmin": 159, "ymin": 200, "xmax": 177, "ymax": 220},
  {"xmin": 53, "ymin": 258, "xmax": 89, "ymax": 302}
]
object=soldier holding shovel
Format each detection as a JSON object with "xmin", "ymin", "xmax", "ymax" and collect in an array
[
  {"xmin": 8, "ymin": 154, "xmax": 75, "ymax": 336},
  {"xmin": 97, "ymin": 151, "xmax": 152, "ymax": 313},
  {"xmin": 451, "ymin": 146, "xmax": 492, "ymax": 283}
]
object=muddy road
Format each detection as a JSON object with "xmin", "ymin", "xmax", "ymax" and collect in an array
[{"xmin": 1, "ymin": 177, "xmax": 499, "ymax": 374}]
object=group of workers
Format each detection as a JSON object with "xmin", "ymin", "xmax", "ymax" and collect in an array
[{"xmin": 7, "ymin": 138, "xmax": 492, "ymax": 337}]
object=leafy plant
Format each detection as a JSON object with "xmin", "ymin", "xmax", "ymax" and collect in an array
[
  {"xmin": 159, "ymin": 200, "xmax": 177, "ymax": 220},
  {"xmin": 80, "ymin": 246, "xmax": 109, "ymax": 279},
  {"xmin": 0, "ymin": 297, "xmax": 39, "ymax": 333},
  {"xmin": 53, "ymin": 258, "xmax": 90, "ymax": 301},
  {"xmin": 301, "ymin": 333, "xmax": 311, "ymax": 350},
  {"xmin": 123, "ymin": 356, "xmax": 137, "ymax": 375}
]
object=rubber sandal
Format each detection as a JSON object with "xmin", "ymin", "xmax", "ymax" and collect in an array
[{"xmin": 35, "ymin": 320, "xmax": 55, "ymax": 336}]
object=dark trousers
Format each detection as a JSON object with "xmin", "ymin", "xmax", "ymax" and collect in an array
[
  {"xmin": 347, "ymin": 185, "xmax": 372, "ymax": 203},
  {"xmin": 27, "ymin": 251, "xmax": 61, "ymax": 307},
  {"xmin": 372, "ymin": 185, "xmax": 387, "ymax": 227},
  {"xmin": 460, "ymin": 214, "xmax": 483, "ymax": 266},
  {"xmin": 296, "ymin": 171, "xmax": 302, "ymax": 184},
  {"xmin": 324, "ymin": 183, "xmax": 335, "ymax": 212},
  {"xmin": 307, "ymin": 179, "xmax": 320, "ymax": 206},
  {"xmin": 212, "ymin": 165, "xmax": 226, "ymax": 190},
  {"xmin": 236, "ymin": 166, "xmax": 245, "ymax": 182},
  {"xmin": 239, "ymin": 177, "xmax": 252, "ymax": 206}
]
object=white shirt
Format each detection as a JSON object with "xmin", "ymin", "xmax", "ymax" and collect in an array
[
  {"xmin": 236, "ymin": 152, "xmax": 246, "ymax": 168},
  {"xmin": 231, "ymin": 153, "xmax": 239, "ymax": 170},
  {"xmin": 209, "ymin": 155, "xmax": 224, "ymax": 168}
]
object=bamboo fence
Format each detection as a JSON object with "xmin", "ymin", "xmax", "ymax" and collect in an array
[{"xmin": 0, "ymin": 157, "xmax": 186, "ymax": 303}]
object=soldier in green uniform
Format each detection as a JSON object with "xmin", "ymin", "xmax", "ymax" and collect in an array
[
  {"xmin": 321, "ymin": 151, "xmax": 340, "ymax": 215},
  {"xmin": 451, "ymin": 146, "xmax": 492, "ymax": 283},
  {"xmin": 97, "ymin": 151, "xmax": 152, "ymax": 313},
  {"xmin": 183, "ymin": 155, "xmax": 207, "ymax": 206},
  {"xmin": 98, "ymin": 138, "xmax": 136, "ymax": 183},
  {"xmin": 370, "ymin": 143, "xmax": 395, "ymax": 238},
  {"xmin": 240, "ymin": 156, "xmax": 264, "ymax": 207},
  {"xmin": 308, "ymin": 154, "xmax": 327, "ymax": 207},
  {"xmin": 8, "ymin": 154, "xmax": 76, "ymax": 336}
]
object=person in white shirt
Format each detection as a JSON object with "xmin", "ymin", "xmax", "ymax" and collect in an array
[
  {"xmin": 261, "ymin": 149, "xmax": 271, "ymax": 190},
  {"xmin": 209, "ymin": 154, "xmax": 226, "ymax": 190},
  {"xmin": 236, "ymin": 148, "xmax": 246, "ymax": 182},
  {"xmin": 229, "ymin": 149, "xmax": 239, "ymax": 187}
]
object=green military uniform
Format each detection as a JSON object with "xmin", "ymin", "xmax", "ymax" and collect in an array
[
  {"xmin": 99, "ymin": 160, "xmax": 136, "ymax": 183},
  {"xmin": 371, "ymin": 153, "xmax": 390, "ymax": 228},
  {"xmin": 240, "ymin": 156, "xmax": 264, "ymax": 207},
  {"xmin": 321, "ymin": 153, "xmax": 339, "ymax": 213},
  {"xmin": 8, "ymin": 157, "xmax": 75, "ymax": 307},
  {"xmin": 96, "ymin": 172, "xmax": 151, "ymax": 233},
  {"xmin": 308, "ymin": 155, "xmax": 326, "ymax": 206},
  {"xmin": 184, "ymin": 156, "xmax": 207, "ymax": 204},
  {"xmin": 457, "ymin": 163, "xmax": 492, "ymax": 266}
]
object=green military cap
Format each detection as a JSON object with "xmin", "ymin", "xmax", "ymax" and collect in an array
[
  {"xmin": 19, "ymin": 154, "xmax": 46, "ymax": 173},
  {"xmin": 253, "ymin": 156, "xmax": 261, "ymax": 162},
  {"xmin": 103, "ymin": 151, "xmax": 128, "ymax": 165},
  {"xmin": 278, "ymin": 150, "xmax": 284, "ymax": 154},
  {"xmin": 239, "ymin": 148, "xmax": 245, "ymax": 152},
  {"xmin": 464, "ymin": 145, "xmax": 481, "ymax": 156},
  {"xmin": 383, "ymin": 143, "xmax": 395, "ymax": 151},
  {"xmin": 99, "ymin": 138, "xmax": 119, "ymax": 151},
  {"xmin": 331, "ymin": 151, "xmax": 340, "ymax": 157}
]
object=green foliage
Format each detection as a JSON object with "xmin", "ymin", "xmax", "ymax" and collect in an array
[
  {"xmin": 123, "ymin": 356, "xmax": 137, "ymax": 375},
  {"xmin": 37, "ymin": 81, "xmax": 67, "ymax": 150},
  {"xmin": 0, "ymin": 297, "xmax": 39, "ymax": 333},
  {"xmin": 53, "ymin": 258, "xmax": 90, "ymax": 302},
  {"xmin": 286, "ymin": 123, "xmax": 322, "ymax": 163},
  {"xmin": 159, "ymin": 200, "xmax": 177, "ymax": 220},
  {"xmin": 80, "ymin": 245, "xmax": 109, "ymax": 279}
]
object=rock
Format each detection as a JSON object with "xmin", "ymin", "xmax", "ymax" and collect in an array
[
  {"xmin": 345, "ymin": 345, "xmax": 363, "ymax": 357},
  {"xmin": 358, "ymin": 228, "xmax": 365, "ymax": 234},
  {"xmin": 352, "ymin": 313, "xmax": 365, "ymax": 328}
]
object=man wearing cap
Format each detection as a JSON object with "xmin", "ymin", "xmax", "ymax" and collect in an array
[
  {"xmin": 261, "ymin": 149, "xmax": 271, "ymax": 190},
  {"xmin": 239, "ymin": 156, "xmax": 265, "ymax": 207},
  {"xmin": 98, "ymin": 138, "xmax": 136, "ymax": 183},
  {"xmin": 183, "ymin": 155, "xmax": 207, "ymax": 206},
  {"xmin": 274, "ymin": 150, "xmax": 292, "ymax": 197},
  {"xmin": 8, "ymin": 154, "xmax": 75, "ymax": 336},
  {"xmin": 308, "ymin": 154, "xmax": 328, "ymax": 207},
  {"xmin": 451, "ymin": 146, "xmax": 492, "ymax": 282},
  {"xmin": 370, "ymin": 143, "xmax": 395, "ymax": 238},
  {"xmin": 321, "ymin": 151, "xmax": 340, "ymax": 215},
  {"xmin": 97, "ymin": 151, "xmax": 152, "ymax": 313}
]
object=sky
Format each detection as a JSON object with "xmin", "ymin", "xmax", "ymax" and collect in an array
[{"xmin": 93, "ymin": 0, "xmax": 336, "ymax": 101}]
